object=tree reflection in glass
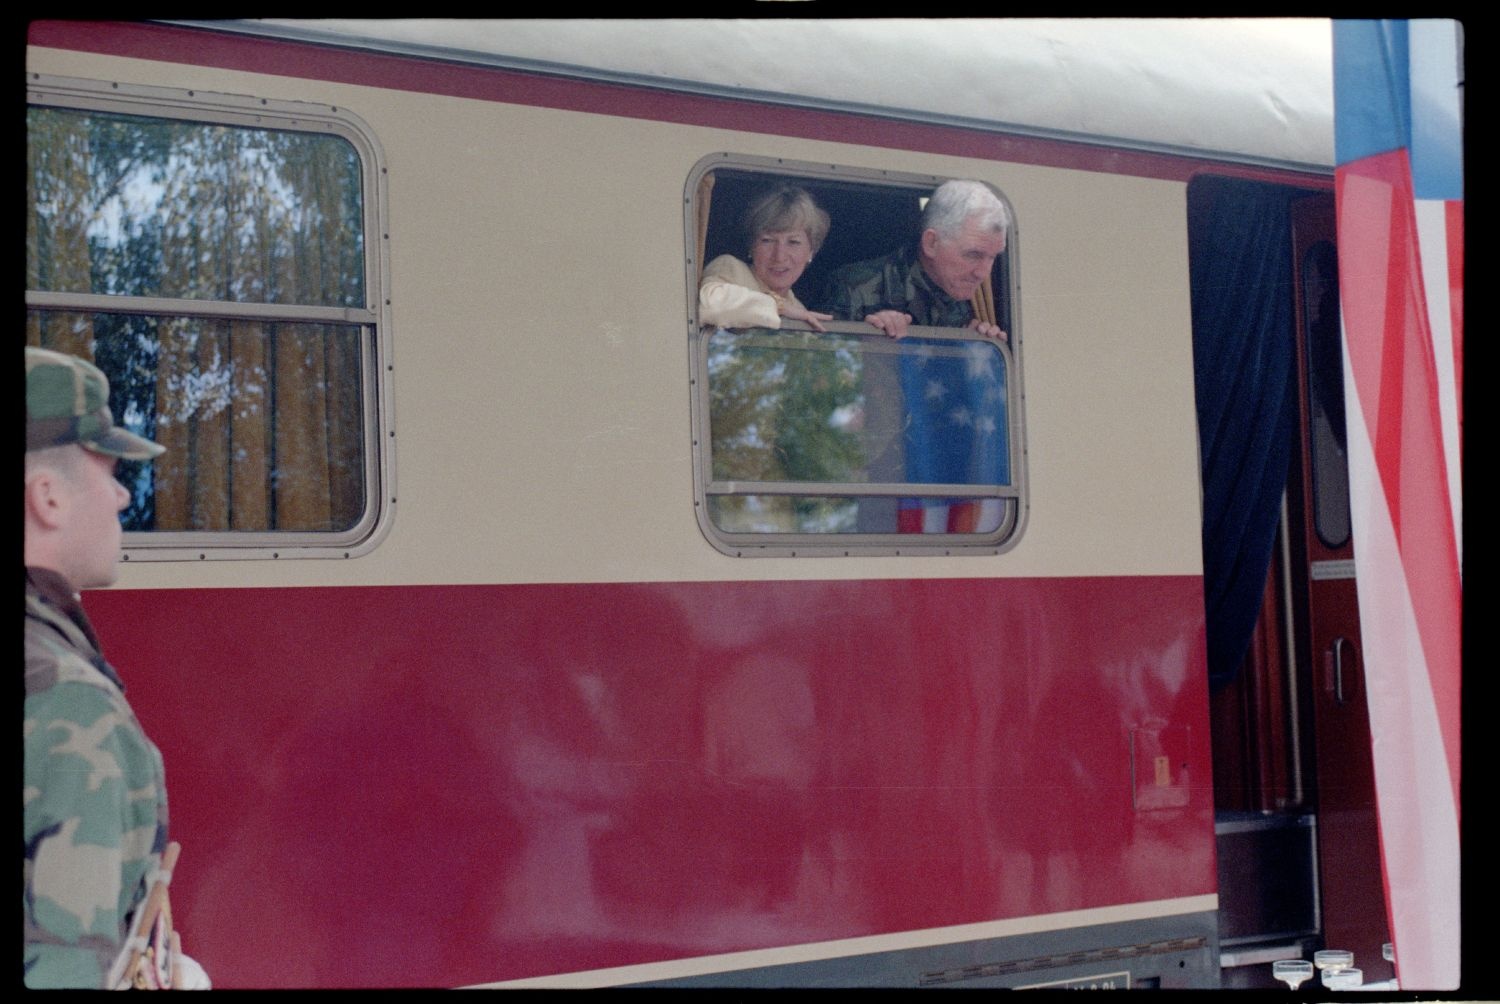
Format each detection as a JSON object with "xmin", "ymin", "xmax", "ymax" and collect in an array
[{"xmin": 706, "ymin": 327, "xmax": 1009, "ymax": 535}]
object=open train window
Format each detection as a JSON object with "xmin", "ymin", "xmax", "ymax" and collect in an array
[
  {"xmin": 684, "ymin": 155, "xmax": 1026, "ymax": 556},
  {"xmin": 25, "ymin": 75, "xmax": 393, "ymax": 560}
]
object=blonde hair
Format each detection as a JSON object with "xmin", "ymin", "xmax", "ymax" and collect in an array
[{"xmin": 744, "ymin": 185, "xmax": 831, "ymax": 255}]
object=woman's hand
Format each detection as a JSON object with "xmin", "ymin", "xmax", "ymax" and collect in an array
[{"xmin": 779, "ymin": 300, "xmax": 834, "ymax": 333}]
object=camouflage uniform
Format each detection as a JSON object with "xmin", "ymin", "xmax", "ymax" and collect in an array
[
  {"xmin": 24, "ymin": 567, "xmax": 170, "ymax": 988},
  {"xmin": 818, "ymin": 243, "xmax": 975, "ymax": 328},
  {"xmin": 25, "ymin": 347, "xmax": 172, "ymax": 988}
]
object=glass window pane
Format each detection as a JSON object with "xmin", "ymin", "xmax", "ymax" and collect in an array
[
  {"xmin": 708, "ymin": 327, "xmax": 1010, "ymax": 488},
  {"xmin": 27, "ymin": 106, "xmax": 364, "ymax": 307},
  {"xmin": 709, "ymin": 495, "xmax": 861, "ymax": 534},
  {"xmin": 709, "ymin": 495, "xmax": 1007, "ymax": 535},
  {"xmin": 1301, "ymin": 240, "xmax": 1350, "ymax": 549},
  {"xmin": 28, "ymin": 310, "xmax": 366, "ymax": 533}
]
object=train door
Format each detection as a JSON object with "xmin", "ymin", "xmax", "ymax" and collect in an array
[{"xmin": 1193, "ymin": 178, "xmax": 1393, "ymax": 987}]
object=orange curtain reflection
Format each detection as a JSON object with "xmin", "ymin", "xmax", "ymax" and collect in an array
[{"xmin": 695, "ymin": 172, "xmax": 716, "ymax": 284}]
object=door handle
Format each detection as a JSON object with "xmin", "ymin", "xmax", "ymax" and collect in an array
[{"xmin": 1330, "ymin": 636, "xmax": 1350, "ymax": 705}]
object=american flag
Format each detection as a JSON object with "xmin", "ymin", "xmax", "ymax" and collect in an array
[
  {"xmin": 1333, "ymin": 19, "xmax": 1462, "ymax": 990},
  {"xmin": 896, "ymin": 338, "xmax": 1008, "ymax": 534}
]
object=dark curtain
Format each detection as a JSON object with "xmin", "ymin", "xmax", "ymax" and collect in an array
[{"xmin": 1188, "ymin": 177, "xmax": 1299, "ymax": 691}]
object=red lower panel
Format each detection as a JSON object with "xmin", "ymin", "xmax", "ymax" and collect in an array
[{"xmin": 82, "ymin": 575, "xmax": 1213, "ymax": 988}]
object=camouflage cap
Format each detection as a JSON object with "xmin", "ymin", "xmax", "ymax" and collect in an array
[{"xmin": 26, "ymin": 347, "xmax": 165, "ymax": 460}]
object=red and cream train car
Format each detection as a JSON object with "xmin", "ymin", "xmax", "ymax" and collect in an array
[{"xmin": 25, "ymin": 19, "xmax": 1387, "ymax": 988}]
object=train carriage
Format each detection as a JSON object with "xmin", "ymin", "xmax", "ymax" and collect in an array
[{"xmin": 25, "ymin": 18, "xmax": 1409, "ymax": 988}]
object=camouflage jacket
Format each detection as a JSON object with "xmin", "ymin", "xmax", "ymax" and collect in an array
[
  {"xmin": 24, "ymin": 568, "xmax": 169, "ymax": 989},
  {"xmin": 817, "ymin": 243, "xmax": 975, "ymax": 329}
]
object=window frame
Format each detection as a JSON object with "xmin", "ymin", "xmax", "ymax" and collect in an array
[
  {"xmin": 685, "ymin": 153, "xmax": 1028, "ymax": 557},
  {"xmin": 26, "ymin": 73, "xmax": 395, "ymax": 561}
]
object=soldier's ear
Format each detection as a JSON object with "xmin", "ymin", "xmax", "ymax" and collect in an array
[{"xmin": 24, "ymin": 466, "xmax": 72, "ymax": 531}]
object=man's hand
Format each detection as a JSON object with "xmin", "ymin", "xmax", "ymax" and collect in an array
[
  {"xmin": 967, "ymin": 318, "xmax": 1008, "ymax": 341},
  {"xmin": 864, "ymin": 310, "xmax": 913, "ymax": 339}
]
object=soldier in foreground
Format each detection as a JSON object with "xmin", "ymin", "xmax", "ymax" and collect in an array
[{"xmin": 23, "ymin": 347, "xmax": 208, "ymax": 988}]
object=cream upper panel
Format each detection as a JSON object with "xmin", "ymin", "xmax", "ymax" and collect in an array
[
  {"xmin": 29, "ymin": 45, "xmax": 1204, "ymax": 590},
  {"xmin": 253, "ymin": 18, "xmax": 1336, "ymax": 171}
]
